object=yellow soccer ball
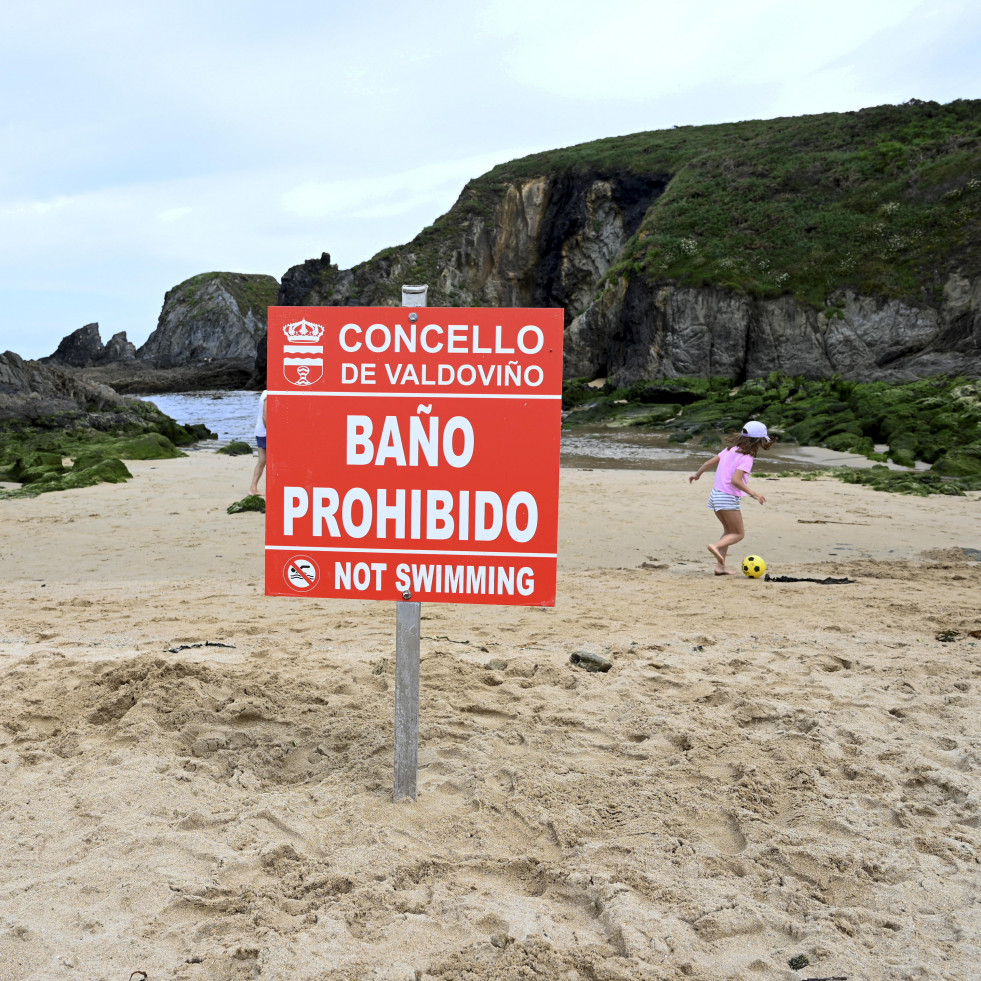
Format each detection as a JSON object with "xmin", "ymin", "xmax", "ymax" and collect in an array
[{"xmin": 742, "ymin": 555, "xmax": 766, "ymax": 578}]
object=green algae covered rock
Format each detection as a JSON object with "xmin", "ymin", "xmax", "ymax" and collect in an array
[
  {"xmin": 563, "ymin": 372, "xmax": 981, "ymax": 494},
  {"xmin": 933, "ymin": 445, "xmax": 981, "ymax": 478},
  {"xmin": 0, "ymin": 430, "xmax": 175, "ymax": 498},
  {"xmin": 824, "ymin": 432, "xmax": 875, "ymax": 455},
  {"xmin": 831, "ymin": 465, "xmax": 978, "ymax": 496},
  {"xmin": 0, "ymin": 457, "xmax": 132, "ymax": 499},
  {"xmin": 70, "ymin": 450, "xmax": 111, "ymax": 472},
  {"xmin": 27, "ymin": 451, "xmax": 64, "ymax": 469},
  {"xmin": 69, "ymin": 434, "xmax": 183, "ymax": 469},
  {"xmin": 125, "ymin": 398, "xmax": 216, "ymax": 447},
  {"xmin": 109, "ymin": 433, "xmax": 185, "ymax": 460},
  {"xmin": 227, "ymin": 494, "xmax": 265, "ymax": 514},
  {"xmin": 217, "ymin": 441, "xmax": 254, "ymax": 456},
  {"xmin": 17, "ymin": 464, "xmax": 67, "ymax": 485},
  {"xmin": 626, "ymin": 404, "xmax": 682, "ymax": 426},
  {"xmin": 0, "ymin": 354, "xmax": 210, "ymax": 498},
  {"xmin": 5, "ymin": 451, "xmax": 68, "ymax": 484},
  {"xmin": 60, "ymin": 458, "xmax": 133, "ymax": 490}
]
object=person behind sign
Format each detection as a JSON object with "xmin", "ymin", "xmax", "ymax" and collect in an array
[
  {"xmin": 249, "ymin": 391, "xmax": 268, "ymax": 496},
  {"xmin": 688, "ymin": 421, "xmax": 774, "ymax": 575}
]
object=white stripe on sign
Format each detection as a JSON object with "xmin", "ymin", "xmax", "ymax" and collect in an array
[
  {"xmin": 266, "ymin": 390, "xmax": 560, "ymax": 399},
  {"xmin": 267, "ymin": 545, "xmax": 558, "ymax": 558},
  {"xmin": 284, "ymin": 357, "xmax": 324, "ymax": 365},
  {"xmin": 284, "ymin": 345, "xmax": 323, "ymax": 353}
]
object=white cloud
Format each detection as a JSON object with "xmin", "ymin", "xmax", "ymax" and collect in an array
[
  {"xmin": 157, "ymin": 206, "xmax": 193, "ymax": 223},
  {"xmin": 479, "ymin": 0, "xmax": 928, "ymax": 103},
  {"xmin": 281, "ymin": 150, "xmax": 529, "ymax": 220},
  {"xmin": 0, "ymin": 149, "xmax": 531, "ymax": 354}
]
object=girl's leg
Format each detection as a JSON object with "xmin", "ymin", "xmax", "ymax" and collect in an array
[
  {"xmin": 708, "ymin": 509, "xmax": 745, "ymax": 573},
  {"xmin": 249, "ymin": 447, "xmax": 267, "ymax": 495}
]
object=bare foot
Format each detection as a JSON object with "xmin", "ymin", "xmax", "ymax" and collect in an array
[
  {"xmin": 707, "ymin": 544, "xmax": 725, "ymax": 564},
  {"xmin": 714, "ymin": 567, "xmax": 735, "ymax": 576}
]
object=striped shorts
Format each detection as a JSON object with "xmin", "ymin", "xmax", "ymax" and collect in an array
[{"xmin": 707, "ymin": 489, "xmax": 741, "ymax": 511}]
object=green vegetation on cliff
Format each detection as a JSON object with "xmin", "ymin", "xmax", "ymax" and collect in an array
[
  {"xmin": 452, "ymin": 99, "xmax": 980, "ymax": 308},
  {"xmin": 171, "ymin": 271, "xmax": 280, "ymax": 317},
  {"xmin": 281, "ymin": 99, "xmax": 980, "ymax": 333}
]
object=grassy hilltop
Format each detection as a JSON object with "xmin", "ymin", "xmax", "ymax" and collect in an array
[{"xmin": 399, "ymin": 98, "xmax": 980, "ymax": 310}]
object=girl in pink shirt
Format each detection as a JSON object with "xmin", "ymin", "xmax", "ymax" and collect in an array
[{"xmin": 689, "ymin": 421, "xmax": 774, "ymax": 575}]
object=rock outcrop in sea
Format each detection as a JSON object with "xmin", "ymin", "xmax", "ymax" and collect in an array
[
  {"xmin": 1, "ymin": 350, "xmax": 122, "ymax": 424},
  {"xmin": 45, "ymin": 272, "xmax": 279, "ymax": 393},
  {"xmin": 141, "ymin": 272, "xmax": 275, "ymax": 367},
  {"xmin": 0, "ymin": 349, "xmax": 215, "ymax": 498},
  {"xmin": 43, "ymin": 322, "xmax": 137, "ymax": 367}
]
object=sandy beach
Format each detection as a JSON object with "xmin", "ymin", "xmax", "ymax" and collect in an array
[{"xmin": 1, "ymin": 452, "xmax": 979, "ymax": 981}]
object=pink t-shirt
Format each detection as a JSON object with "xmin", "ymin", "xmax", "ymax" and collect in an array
[{"xmin": 714, "ymin": 447, "xmax": 754, "ymax": 495}]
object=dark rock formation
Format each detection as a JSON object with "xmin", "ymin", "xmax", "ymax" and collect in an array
[
  {"xmin": 43, "ymin": 323, "xmax": 107, "ymax": 367},
  {"xmin": 279, "ymin": 253, "xmax": 337, "ymax": 306},
  {"xmin": 1, "ymin": 349, "xmax": 217, "ymax": 498},
  {"xmin": 44, "ymin": 272, "xmax": 279, "ymax": 393},
  {"xmin": 277, "ymin": 167, "xmax": 980, "ymax": 382},
  {"xmin": 1, "ymin": 349, "xmax": 122, "ymax": 423},
  {"xmin": 44, "ymin": 103, "xmax": 981, "ymax": 391},
  {"xmin": 104, "ymin": 331, "xmax": 137, "ymax": 361},
  {"xmin": 277, "ymin": 176, "xmax": 664, "ymax": 324},
  {"xmin": 563, "ymin": 276, "xmax": 981, "ymax": 384},
  {"xmin": 0, "ymin": 349, "xmax": 212, "ymax": 444},
  {"xmin": 74, "ymin": 360, "xmax": 256, "ymax": 395},
  {"xmin": 43, "ymin": 323, "xmax": 139, "ymax": 368},
  {"xmin": 252, "ymin": 329, "xmax": 267, "ymax": 389},
  {"xmin": 140, "ymin": 271, "xmax": 278, "ymax": 368}
]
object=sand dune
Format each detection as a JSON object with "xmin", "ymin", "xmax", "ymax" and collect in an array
[{"xmin": 1, "ymin": 453, "xmax": 979, "ymax": 980}]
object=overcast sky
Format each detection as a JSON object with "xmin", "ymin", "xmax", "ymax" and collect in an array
[{"xmin": 2, "ymin": 0, "xmax": 978, "ymax": 360}]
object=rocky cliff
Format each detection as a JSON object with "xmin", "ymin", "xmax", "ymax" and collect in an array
[
  {"xmin": 278, "ymin": 172, "xmax": 666, "ymax": 323},
  {"xmin": 0, "ymin": 350, "xmax": 215, "ymax": 495},
  {"xmin": 43, "ymin": 322, "xmax": 137, "ymax": 367},
  {"xmin": 564, "ymin": 273, "xmax": 981, "ymax": 384},
  {"xmin": 140, "ymin": 271, "xmax": 278, "ymax": 367},
  {"xmin": 45, "ymin": 272, "xmax": 280, "ymax": 392},
  {"xmin": 0, "ymin": 350, "xmax": 123, "ymax": 423},
  {"xmin": 0, "ymin": 350, "xmax": 195, "ymax": 438},
  {"xmin": 278, "ymin": 99, "xmax": 981, "ymax": 383}
]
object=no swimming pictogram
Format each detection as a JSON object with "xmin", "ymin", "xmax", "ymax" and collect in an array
[{"xmin": 284, "ymin": 555, "xmax": 320, "ymax": 591}]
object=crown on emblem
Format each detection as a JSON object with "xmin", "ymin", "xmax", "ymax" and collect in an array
[{"xmin": 283, "ymin": 319, "xmax": 325, "ymax": 343}]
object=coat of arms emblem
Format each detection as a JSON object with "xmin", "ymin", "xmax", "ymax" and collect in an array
[{"xmin": 282, "ymin": 319, "xmax": 325, "ymax": 386}]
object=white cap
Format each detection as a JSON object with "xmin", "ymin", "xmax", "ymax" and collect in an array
[{"xmin": 741, "ymin": 421, "xmax": 769, "ymax": 439}]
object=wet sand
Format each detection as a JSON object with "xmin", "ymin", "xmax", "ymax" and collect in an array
[{"xmin": 1, "ymin": 453, "xmax": 979, "ymax": 980}]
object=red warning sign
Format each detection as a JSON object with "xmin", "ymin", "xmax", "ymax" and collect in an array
[{"xmin": 264, "ymin": 306, "xmax": 564, "ymax": 606}]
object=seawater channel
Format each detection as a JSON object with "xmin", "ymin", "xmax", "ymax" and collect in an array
[{"xmin": 141, "ymin": 390, "xmax": 888, "ymax": 474}]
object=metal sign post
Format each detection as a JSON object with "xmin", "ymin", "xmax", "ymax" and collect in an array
[{"xmin": 394, "ymin": 285, "xmax": 427, "ymax": 801}]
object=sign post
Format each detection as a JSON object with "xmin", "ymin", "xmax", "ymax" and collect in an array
[
  {"xmin": 394, "ymin": 285, "xmax": 426, "ymax": 800},
  {"xmin": 264, "ymin": 294, "xmax": 564, "ymax": 800}
]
